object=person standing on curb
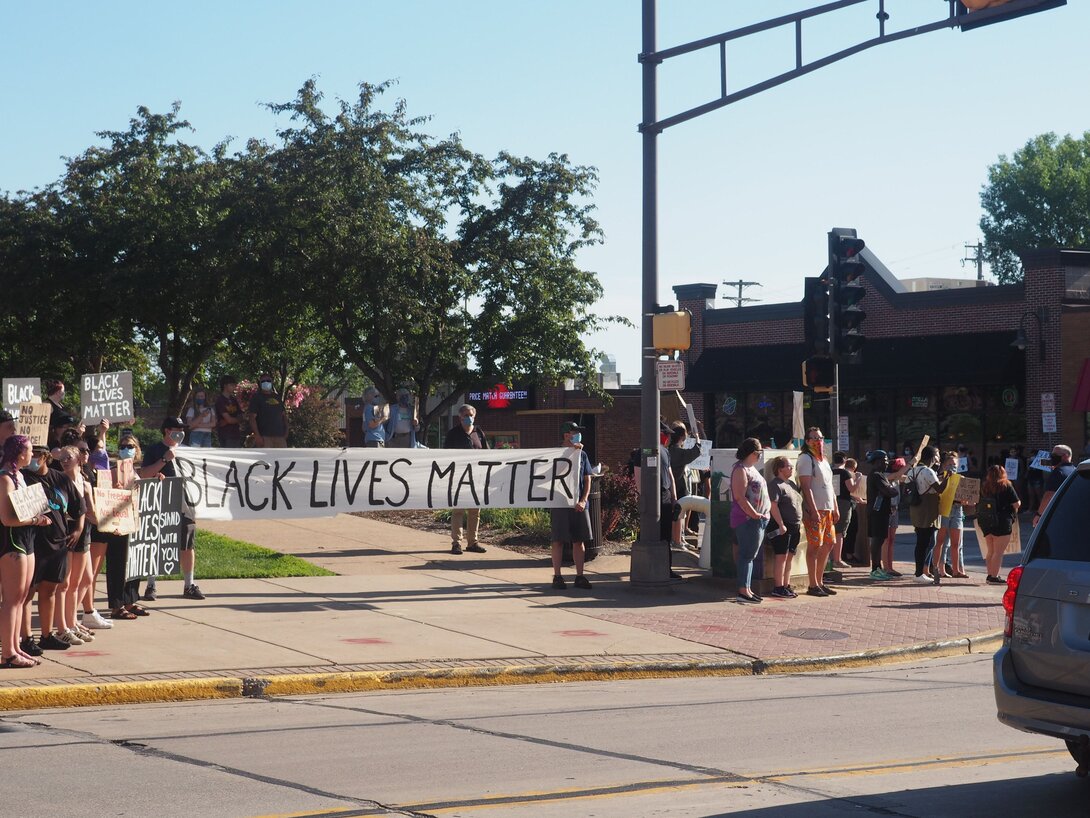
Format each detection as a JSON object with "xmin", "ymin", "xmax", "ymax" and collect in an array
[
  {"xmin": 443, "ymin": 403, "xmax": 488, "ymax": 554},
  {"xmin": 730, "ymin": 438, "xmax": 770, "ymax": 603},
  {"xmin": 1034, "ymin": 444, "xmax": 1074, "ymax": 527},
  {"xmin": 247, "ymin": 373, "xmax": 289, "ymax": 448},
  {"xmin": 140, "ymin": 418, "xmax": 204, "ymax": 601},
  {"xmin": 907, "ymin": 445, "xmax": 948, "ymax": 585},
  {"xmin": 667, "ymin": 423, "xmax": 702, "ymax": 550},
  {"xmin": 797, "ymin": 427, "xmax": 838, "ymax": 597},
  {"xmin": 831, "ymin": 451, "xmax": 860, "ymax": 568},
  {"xmin": 765, "ymin": 455, "xmax": 802, "ymax": 598},
  {"xmin": 865, "ymin": 450, "xmax": 912, "ymax": 581},
  {"xmin": 934, "ymin": 450, "xmax": 967, "ymax": 579},
  {"xmin": 550, "ymin": 422, "xmax": 593, "ymax": 591}
]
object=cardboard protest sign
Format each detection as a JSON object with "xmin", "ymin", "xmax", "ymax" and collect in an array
[
  {"xmin": 955, "ymin": 476, "xmax": 980, "ymax": 506},
  {"xmin": 1005, "ymin": 457, "xmax": 1020, "ymax": 481},
  {"xmin": 913, "ymin": 435, "xmax": 930, "ymax": 466},
  {"xmin": 1029, "ymin": 450, "xmax": 1052, "ymax": 472},
  {"xmin": 16, "ymin": 402, "xmax": 51, "ymax": 447},
  {"xmin": 681, "ymin": 438, "xmax": 713, "ymax": 472},
  {"xmin": 3, "ymin": 379, "xmax": 40, "ymax": 419},
  {"xmin": 957, "ymin": 457, "xmax": 969, "ymax": 474},
  {"xmin": 81, "ymin": 370, "xmax": 135, "ymax": 423},
  {"xmin": 173, "ymin": 447, "xmax": 582, "ymax": 522},
  {"xmin": 9, "ymin": 482, "xmax": 49, "ymax": 522},
  {"xmin": 126, "ymin": 478, "xmax": 185, "ymax": 581},
  {"xmin": 96, "ymin": 487, "xmax": 137, "ymax": 535}
]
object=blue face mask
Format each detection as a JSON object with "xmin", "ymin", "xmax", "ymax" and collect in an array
[
  {"xmin": 570, "ymin": 433, "xmax": 582, "ymax": 444},
  {"xmin": 118, "ymin": 447, "xmax": 135, "ymax": 460},
  {"xmin": 461, "ymin": 415, "xmax": 474, "ymax": 428}
]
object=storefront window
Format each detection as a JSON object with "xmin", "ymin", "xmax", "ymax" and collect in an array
[
  {"xmin": 745, "ymin": 392, "xmax": 782, "ymax": 446},
  {"xmin": 896, "ymin": 388, "xmax": 936, "ymax": 457},
  {"xmin": 714, "ymin": 393, "xmax": 744, "ymax": 448}
]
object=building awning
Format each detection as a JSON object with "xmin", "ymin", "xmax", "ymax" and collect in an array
[
  {"xmin": 1073, "ymin": 359, "xmax": 1090, "ymax": 412},
  {"xmin": 686, "ymin": 331, "xmax": 1024, "ymax": 393}
]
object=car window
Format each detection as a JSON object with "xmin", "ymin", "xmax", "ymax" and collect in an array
[{"xmin": 1029, "ymin": 469, "xmax": 1090, "ymax": 562}]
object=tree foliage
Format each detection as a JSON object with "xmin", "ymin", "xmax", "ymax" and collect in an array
[
  {"xmin": 980, "ymin": 131, "xmax": 1090, "ymax": 283},
  {"xmin": 0, "ymin": 80, "xmax": 621, "ymax": 429}
]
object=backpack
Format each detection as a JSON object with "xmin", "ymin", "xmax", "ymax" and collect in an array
[
  {"xmin": 977, "ymin": 494, "xmax": 1000, "ymax": 529},
  {"xmin": 902, "ymin": 468, "xmax": 922, "ymax": 507}
]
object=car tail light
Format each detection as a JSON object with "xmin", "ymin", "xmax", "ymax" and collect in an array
[{"xmin": 1003, "ymin": 566, "xmax": 1024, "ymax": 638}]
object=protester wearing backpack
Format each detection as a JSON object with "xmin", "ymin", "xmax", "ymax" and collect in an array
[
  {"xmin": 978, "ymin": 464, "xmax": 1021, "ymax": 584},
  {"xmin": 907, "ymin": 445, "xmax": 949, "ymax": 585}
]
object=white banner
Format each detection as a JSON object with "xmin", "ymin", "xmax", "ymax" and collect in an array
[{"xmin": 173, "ymin": 447, "xmax": 582, "ymax": 521}]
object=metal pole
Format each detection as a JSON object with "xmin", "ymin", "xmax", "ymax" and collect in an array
[
  {"xmin": 832, "ymin": 362, "xmax": 840, "ymax": 452},
  {"xmin": 631, "ymin": 0, "xmax": 670, "ymax": 586}
]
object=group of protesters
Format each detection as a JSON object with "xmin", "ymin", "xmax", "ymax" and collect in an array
[{"xmin": 0, "ymin": 378, "xmax": 204, "ymax": 669}]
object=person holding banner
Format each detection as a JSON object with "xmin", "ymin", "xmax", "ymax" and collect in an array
[
  {"xmin": 444, "ymin": 403, "xmax": 488, "ymax": 554},
  {"xmin": 106, "ymin": 432, "xmax": 145, "ymax": 619},
  {"xmin": 0, "ymin": 436, "xmax": 51, "ymax": 668},
  {"xmin": 908, "ymin": 446, "xmax": 949, "ymax": 585},
  {"xmin": 550, "ymin": 422, "xmax": 594, "ymax": 590}
]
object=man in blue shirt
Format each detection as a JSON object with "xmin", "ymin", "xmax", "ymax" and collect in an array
[
  {"xmin": 1034, "ymin": 444, "xmax": 1075, "ymax": 526},
  {"xmin": 550, "ymin": 422, "xmax": 593, "ymax": 590},
  {"xmin": 363, "ymin": 387, "xmax": 389, "ymax": 448}
]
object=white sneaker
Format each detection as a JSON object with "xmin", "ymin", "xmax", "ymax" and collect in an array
[
  {"xmin": 58, "ymin": 629, "xmax": 85, "ymax": 646},
  {"xmin": 913, "ymin": 573, "xmax": 936, "ymax": 584},
  {"xmin": 81, "ymin": 610, "xmax": 113, "ymax": 629},
  {"xmin": 74, "ymin": 625, "xmax": 95, "ymax": 641}
]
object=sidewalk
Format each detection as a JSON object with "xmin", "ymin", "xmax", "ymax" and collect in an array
[{"xmin": 0, "ymin": 514, "xmax": 1006, "ymax": 711}]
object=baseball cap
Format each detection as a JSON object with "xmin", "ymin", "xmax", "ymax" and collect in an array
[
  {"xmin": 31, "ymin": 445, "xmax": 50, "ymax": 456},
  {"xmin": 891, "ymin": 457, "xmax": 906, "ymax": 470},
  {"xmin": 0, "ymin": 410, "xmax": 13, "ymax": 424},
  {"xmin": 865, "ymin": 449, "xmax": 888, "ymax": 463},
  {"xmin": 161, "ymin": 416, "xmax": 187, "ymax": 430},
  {"xmin": 561, "ymin": 421, "xmax": 586, "ymax": 434}
]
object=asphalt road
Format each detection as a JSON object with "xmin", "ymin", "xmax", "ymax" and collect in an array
[{"xmin": 2, "ymin": 653, "xmax": 1084, "ymax": 817}]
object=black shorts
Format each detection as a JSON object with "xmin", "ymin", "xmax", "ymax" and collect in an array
[
  {"xmin": 34, "ymin": 548, "xmax": 69, "ymax": 585},
  {"xmin": 181, "ymin": 518, "xmax": 196, "ymax": 551},
  {"xmin": 550, "ymin": 506, "xmax": 593, "ymax": 543},
  {"xmin": 767, "ymin": 523, "xmax": 801, "ymax": 556}
]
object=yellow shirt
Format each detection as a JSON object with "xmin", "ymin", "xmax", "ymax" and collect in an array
[{"xmin": 938, "ymin": 473, "xmax": 961, "ymax": 517}]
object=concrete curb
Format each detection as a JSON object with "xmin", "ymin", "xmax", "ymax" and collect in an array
[{"xmin": 0, "ymin": 631, "xmax": 1002, "ymax": 712}]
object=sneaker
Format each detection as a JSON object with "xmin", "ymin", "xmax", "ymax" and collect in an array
[
  {"xmin": 833, "ymin": 560, "xmax": 851, "ymax": 568},
  {"xmin": 56, "ymin": 630, "xmax": 84, "ymax": 646},
  {"xmin": 19, "ymin": 636, "xmax": 43, "ymax": 657},
  {"xmin": 552, "ymin": 575, "xmax": 567, "ymax": 590},
  {"xmin": 81, "ymin": 610, "xmax": 114, "ymax": 630},
  {"xmin": 573, "ymin": 575, "xmax": 592, "ymax": 589},
  {"xmin": 465, "ymin": 544, "xmax": 486, "ymax": 553},
  {"xmin": 669, "ymin": 541, "xmax": 687, "ymax": 551},
  {"xmin": 885, "ymin": 568, "xmax": 903, "ymax": 577},
  {"xmin": 73, "ymin": 626, "xmax": 95, "ymax": 642},
  {"xmin": 914, "ymin": 573, "xmax": 936, "ymax": 584},
  {"xmin": 806, "ymin": 586, "xmax": 829, "ymax": 597},
  {"xmin": 869, "ymin": 568, "xmax": 891, "ymax": 580},
  {"xmin": 38, "ymin": 633, "xmax": 70, "ymax": 651},
  {"xmin": 737, "ymin": 593, "xmax": 761, "ymax": 603},
  {"xmin": 142, "ymin": 587, "xmax": 158, "ymax": 602},
  {"xmin": 820, "ymin": 585, "xmax": 837, "ymax": 596},
  {"xmin": 450, "ymin": 544, "xmax": 463, "ymax": 555},
  {"xmin": 784, "ymin": 586, "xmax": 799, "ymax": 598},
  {"xmin": 986, "ymin": 574, "xmax": 1006, "ymax": 585},
  {"xmin": 771, "ymin": 586, "xmax": 790, "ymax": 598},
  {"xmin": 183, "ymin": 584, "xmax": 206, "ymax": 600}
]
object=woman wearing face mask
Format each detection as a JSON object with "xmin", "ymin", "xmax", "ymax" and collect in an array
[
  {"xmin": 385, "ymin": 389, "xmax": 420, "ymax": 449},
  {"xmin": 105, "ymin": 433, "xmax": 146, "ymax": 620},
  {"xmin": 185, "ymin": 389, "xmax": 216, "ymax": 448},
  {"xmin": 363, "ymin": 387, "xmax": 389, "ymax": 448},
  {"xmin": 247, "ymin": 373, "xmax": 289, "ymax": 448}
]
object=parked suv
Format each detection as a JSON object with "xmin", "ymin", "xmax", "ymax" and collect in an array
[{"xmin": 994, "ymin": 459, "xmax": 1090, "ymax": 777}]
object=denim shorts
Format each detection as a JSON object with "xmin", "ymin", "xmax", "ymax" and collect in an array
[{"xmin": 940, "ymin": 504, "xmax": 965, "ymax": 530}]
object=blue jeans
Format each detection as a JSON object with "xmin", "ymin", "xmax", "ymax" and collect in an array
[
  {"xmin": 733, "ymin": 517, "xmax": 768, "ymax": 591},
  {"xmin": 189, "ymin": 430, "xmax": 212, "ymax": 447}
]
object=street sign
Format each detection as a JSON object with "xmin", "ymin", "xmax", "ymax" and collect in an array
[
  {"xmin": 1041, "ymin": 392, "xmax": 1055, "ymax": 413},
  {"xmin": 655, "ymin": 360, "xmax": 685, "ymax": 391},
  {"xmin": 1042, "ymin": 412, "xmax": 1057, "ymax": 433}
]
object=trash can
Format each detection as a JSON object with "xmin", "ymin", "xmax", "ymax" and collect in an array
[{"xmin": 563, "ymin": 475, "xmax": 601, "ymax": 564}]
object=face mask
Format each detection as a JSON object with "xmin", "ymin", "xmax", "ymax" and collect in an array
[
  {"xmin": 168, "ymin": 431, "xmax": 185, "ymax": 444},
  {"xmin": 195, "ymin": 398, "xmax": 205, "ymax": 405},
  {"xmin": 260, "ymin": 381, "xmax": 273, "ymax": 391},
  {"xmin": 118, "ymin": 447, "xmax": 135, "ymax": 460},
  {"xmin": 570, "ymin": 433, "xmax": 582, "ymax": 444},
  {"xmin": 461, "ymin": 415, "xmax": 474, "ymax": 428}
]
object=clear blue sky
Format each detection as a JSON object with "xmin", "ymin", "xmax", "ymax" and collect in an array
[{"xmin": 2, "ymin": 1, "xmax": 1086, "ymax": 382}]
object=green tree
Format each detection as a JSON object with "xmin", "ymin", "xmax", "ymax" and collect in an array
[{"xmin": 980, "ymin": 131, "xmax": 1090, "ymax": 283}]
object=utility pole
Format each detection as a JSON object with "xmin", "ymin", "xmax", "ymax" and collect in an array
[
  {"xmin": 721, "ymin": 279, "xmax": 761, "ymax": 309},
  {"xmin": 962, "ymin": 242, "xmax": 985, "ymax": 281}
]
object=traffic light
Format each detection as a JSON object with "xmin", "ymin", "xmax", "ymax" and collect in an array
[
  {"xmin": 802, "ymin": 276, "xmax": 830, "ymax": 357},
  {"xmin": 956, "ymin": 0, "xmax": 1065, "ymax": 32},
  {"xmin": 829, "ymin": 229, "xmax": 866, "ymax": 365},
  {"xmin": 802, "ymin": 356, "xmax": 834, "ymax": 393}
]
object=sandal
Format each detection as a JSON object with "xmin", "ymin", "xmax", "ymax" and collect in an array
[
  {"xmin": 1, "ymin": 655, "xmax": 36, "ymax": 669},
  {"xmin": 127, "ymin": 605, "xmax": 150, "ymax": 617},
  {"xmin": 112, "ymin": 608, "xmax": 138, "ymax": 620}
]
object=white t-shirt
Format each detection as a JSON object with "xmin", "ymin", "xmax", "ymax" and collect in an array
[
  {"xmin": 796, "ymin": 451, "xmax": 835, "ymax": 511},
  {"xmin": 913, "ymin": 465, "xmax": 939, "ymax": 495}
]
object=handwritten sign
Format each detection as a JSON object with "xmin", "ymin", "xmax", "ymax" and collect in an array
[
  {"xmin": 126, "ymin": 478, "xmax": 184, "ymax": 581},
  {"xmin": 1030, "ymin": 450, "xmax": 1052, "ymax": 472},
  {"xmin": 16, "ymin": 402, "xmax": 51, "ymax": 447},
  {"xmin": 955, "ymin": 476, "xmax": 980, "ymax": 506},
  {"xmin": 3, "ymin": 379, "xmax": 40, "ymax": 419},
  {"xmin": 81, "ymin": 370, "xmax": 135, "ymax": 423},
  {"xmin": 9, "ymin": 483, "xmax": 49, "ymax": 522},
  {"xmin": 1004, "ymin": 457, "xmax": 1020, "ymax": 481},
  {"xmin": 96, "ymin": 487, "xmax": 137, "ymax": 535}
]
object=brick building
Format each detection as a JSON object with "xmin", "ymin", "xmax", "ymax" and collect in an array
[{"xmin": 672, "ymin": 247, "xmax": 1090, "ymax": 470}]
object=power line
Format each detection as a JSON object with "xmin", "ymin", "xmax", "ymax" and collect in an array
[{"xmin": 721, "ymin": 279, "xmax": 761, "ymax": 309}]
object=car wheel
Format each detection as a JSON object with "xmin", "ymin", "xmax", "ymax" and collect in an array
[{"xmin": 1066, "ymin": 740, "xmax": 1090, "ymax": 777}]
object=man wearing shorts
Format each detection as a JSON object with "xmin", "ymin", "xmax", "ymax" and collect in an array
[
  {"xmin": 550, "ymin": 422, "xmax": 593, "ymax": 591},
  {"xmin": 797, "ymin": 427, "xmax": 838, "ymax": 597}
]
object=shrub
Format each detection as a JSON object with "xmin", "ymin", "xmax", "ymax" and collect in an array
[
  {"xmin": 287, "ymin": 394, "xmax": 345, "ymax": 448},
  {"xmin": 599, "ymin": 471, "xmax": 639, "ymax": 541}
]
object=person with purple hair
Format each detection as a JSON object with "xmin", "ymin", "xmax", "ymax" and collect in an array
[{"xmin": 0, "ymin": 435, "xmax": 52, "ymax": 668}]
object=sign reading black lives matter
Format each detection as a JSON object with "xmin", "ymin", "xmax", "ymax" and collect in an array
[
  {"xmin": 126, "ymin": 478, "xmax": 184, "ymax": 581},
  {"xmin": 174, "ymin": 447, "xmax": 582, "ymax": 521},
  {"xmin": 81, "ymin": 370, "xmax": 135, "ymax": 423},
  {"xmin": 2, "ymin": 378, "xmax": 41, "ymax": 419}
]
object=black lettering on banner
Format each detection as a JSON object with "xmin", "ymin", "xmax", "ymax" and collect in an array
[
  {"xmin": 506, "ymin": 460, "xmax": 528, "ymax": 504},
  {"xmin": 453, "ymin": 463, "xmax": 480, "ymax": 506},
  {"xmin": 429, "ymin": 461, "xmax": 456, "ymax": 509},
  {"xmin": 202, "ymin": 458, "xmax": 219, "ymax": 507},
  {"xmin": 479, "ymin": 461, "xmax": 501, "ymax": 505},
  {"xmin": 173, "ymin": 457, "xmax": 203, "ymax": 507},
  {"xmin": 309, "ymin": 460, "xmax": 328, "ymax": 508},
  {"xmin": 549, "ymin": 456, "xmax": 575, "ymax": 500},
  {"xmin": 368, "ymin": 460, "xmax": 388, "ymax": 506},
  {"xmin": 329, "ymin": 459, "xmax": 342, "ymax": 507},
  {"xmin": 221, "ymin": 461, "xmax": 242, "ymax": 508},
  {"xmin": 387, "ymin": 458, "xmax": 410, "ymax": 507},
  {"xmin": 527, "ymin": 458, "xmax": 549, "ymax": 502},
  {"xmin": 244, "ymin": 461, "xmax": 270, "ymax": 511},
  {"xmin": 271, "ymin": 460, "xmax": 295, "ymax": 510},
  {"xmin": 342, "ymin": 461, "xmax": 370, "ymax": 504}
]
